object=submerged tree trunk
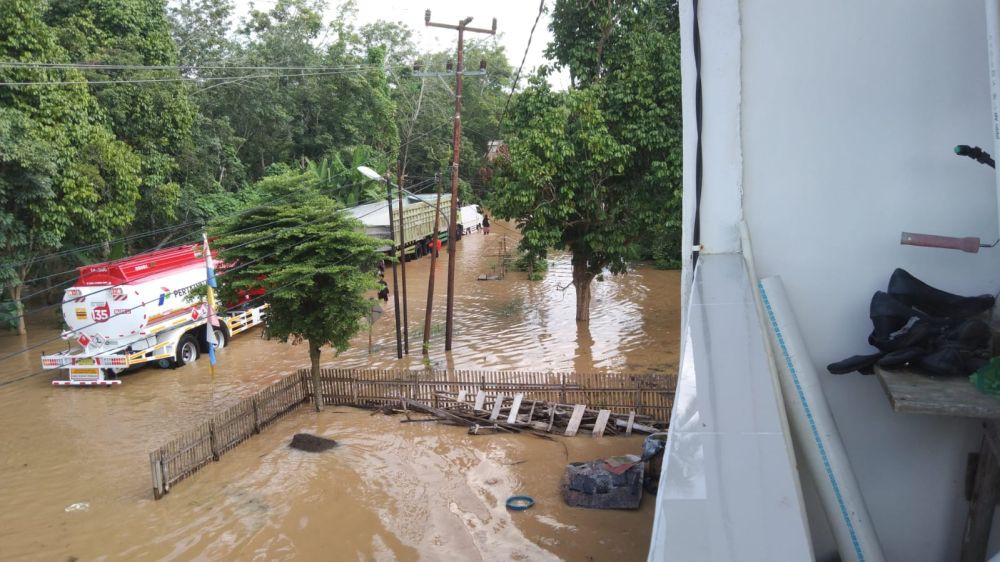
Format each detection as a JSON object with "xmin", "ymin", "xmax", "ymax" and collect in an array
[
  {"xmin": 572, "ymin": 257, "xmax": 595, "ymax": 323},
  {"xmin": 309, "ymin": 340, "xmax": 322, "ymax": 412},
  {"xmin": 10, "ymin": 284, "xmax": 25, "ymax": 335}
]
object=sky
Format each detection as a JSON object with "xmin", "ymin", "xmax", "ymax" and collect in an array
[{"xmin": 230, "ymin": 0, "xmax": 569, "ymax": 89}]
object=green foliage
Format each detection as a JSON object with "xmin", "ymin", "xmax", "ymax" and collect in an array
[
  {"xmin": 545, "ymin": 0, "xmax": 682, "ymax": 268},
  {"xmin": 46, "ymin": 0, "xmax": 198, "ymax": 234},
  {"xmin": 209, "ymin": 177, "xmax": 384, "ymax": 378},
  {"xmin": 0, "ymin": 0, "xmax": 142, "ymax": 309},
  {"xmin": 491, "ymin": 84, "xmax": 632, "ymax": 274}
]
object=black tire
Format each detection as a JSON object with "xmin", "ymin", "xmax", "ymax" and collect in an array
[
  {"xmin": 174, "ymin": 334, "xmax": 199, "ymax": 368},
  {"xmin": 212, "ymin": 326, "xmax": 228, "ymax": 350},
  {"xmin": 204, "ymin": 325, "xmax": 228, "ymax": 352}
]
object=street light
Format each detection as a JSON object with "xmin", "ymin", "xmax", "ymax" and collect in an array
[
  {"xmin": 357, "ymin": 166, "xmax": 383, "ymax": 181},
  {"xmin": 357, "ymin": 166, "xmax": 404, "ymax": 358}
]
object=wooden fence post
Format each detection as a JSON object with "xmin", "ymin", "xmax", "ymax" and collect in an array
[
  {"xmin": 252, "ymin": 396, "xmax": 261, "ymax": 434},
  {"xmin": 299, "ymin": 369, "xmax": 310, "ymax": 403},
  {"xmin": 208, "ymin": 421, "xmax": 220, "ymax": 461},
  {"xmin": 150, "ymin": 450, "xmax": 165, "ymax": 500},
  {"xmin": 560, "ymin": 373, "xmax": 567, "ymax": 404},
  {"xmin": 634, "ymin": 376, "xmax": 642, "ymax": 416}
]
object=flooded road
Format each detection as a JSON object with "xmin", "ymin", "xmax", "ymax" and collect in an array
[{"xmin": 0, "ymin": 225, "xmax": 680, "ymax": 561}]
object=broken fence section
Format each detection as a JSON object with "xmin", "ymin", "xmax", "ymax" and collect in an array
[{"xmin": 305, "ymin": 368, "xmax": 675, "ymax": 423}]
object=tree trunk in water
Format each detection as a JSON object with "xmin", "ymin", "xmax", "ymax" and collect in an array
[
  {"xmin": 572, "ymin": 259, "xmax": 594, "ymax": 323},
  {"xmin": 10, "ymin": 284, "xmax": 25, "ymax": 335},
  {"xmin": 309, "ymin": 341, "xmax": 322, "ymax": 412}
]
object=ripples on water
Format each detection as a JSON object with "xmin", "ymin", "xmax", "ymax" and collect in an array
[{"xmin": 0, "ymin": 225, "xmax": 679, "ymax": 561}]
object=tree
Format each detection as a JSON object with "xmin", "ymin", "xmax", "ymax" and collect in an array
[
  {"xmin": 490, "ymin": 84, "xmax": 629, "ymax": 321},
  {"xmin": 0, "ymin": 0, "xmax": 142, "ymax": 334},
  {"xmin": 46, "ymin": 0, "xmax": 197, "ymax": 236},
  {"xmin": 209, "ymin": 175, "xmax": 383, "ymax": 411},
  {"xmin": 545, "ymin": 0, "xmax": 682, "ymax": 267},
  {"xmin": 490, "ymin": 0, "xmax": 681, "ymax": 321}
]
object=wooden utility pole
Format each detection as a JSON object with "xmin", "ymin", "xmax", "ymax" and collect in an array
[
  {"xmin": 395, "ymin": 169, "xmax": 409, "ymax": 354},
  {"xmin": 384, "ymin": 180, "xmax": 404, "ymax": 359},
  {"xmin": 425, "ymin": 9, "xmax": 497, "ymax": 351},
  {"xmin": 423, "ymin": 174, "xmax": 443, "ymax": 355}
]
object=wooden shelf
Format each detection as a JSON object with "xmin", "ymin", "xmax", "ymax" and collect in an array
[{"xmin": 874, "ymin": 367, "xmax": 1000, "ymax": 420}]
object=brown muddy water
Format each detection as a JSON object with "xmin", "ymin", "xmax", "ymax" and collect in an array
[{"xmin": 0, "ymin": 225, "xmax": 680, "ymax": 561}]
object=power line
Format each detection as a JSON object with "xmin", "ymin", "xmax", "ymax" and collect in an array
[
  {"xmin": 0, "ymin": 68, "xmax": 372, "ymax": 87},
  {"xmin": 0, "ymin": 61, "xmax": 385, "ymax": 71},
  {"xmin": 1, "ymin": 175, "xmax": 442, "ymax": 365},
  {"xmin": 6, "ymin": 176, "xmax": 437, "ymax": 323},
  {"xmin": 495, "ymin": 0, "xmax": 546, "ymax": 137},
  {"xmin": 2, "ymin": 222, "xmax": 201, "ymax": 271}
]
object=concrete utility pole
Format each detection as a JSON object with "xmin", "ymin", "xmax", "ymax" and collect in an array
[
  {"xmin": 395, "ymin": 168, "xmax": 409, "ymax": 354},
  {"xmin": 423, "ymin": 173, "xmax": 443, "ymax": 355},
  {"xmin": 425, "ymin": 9, "xmax": 497, "ymax": 352},
  {"xmin": 384, "ymin": 179, "xmax": 404, "ymax": 359}
]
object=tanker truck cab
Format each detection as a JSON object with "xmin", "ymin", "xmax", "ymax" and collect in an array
[{"xmin": 41, "ymin": 244, "xmax": 268, "ymax": 386}]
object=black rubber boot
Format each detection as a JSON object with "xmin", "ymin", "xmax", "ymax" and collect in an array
[
  {"xmin": 869, "ymin": 318, "xmax": 937, "ymax": 353},
  {"xmin": 887, "ymin": 268, "xmax": 995, "ymax": 318},
  {"xmin": 827, "ymin": 352, "xmax": 884, "ymax": 375},
  {"xmin": 868, "ymin": 291, "xmax": 926, "ymax": 350},
  {"xmin": 876, "ymin": 347, "xmax": 927, "ymax": 369}
]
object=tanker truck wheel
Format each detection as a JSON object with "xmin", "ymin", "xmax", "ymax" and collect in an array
[
  {"xmin": 211, "ymin": 327, "xmax": 227, "ymax": 350},
  {"xmin": 174, "ymin": 334, "xmax": 200, "ymax": 368}
]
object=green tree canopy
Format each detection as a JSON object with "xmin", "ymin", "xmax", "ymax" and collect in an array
[
  {"xmin": 209, "ymin": 174, "xmax": 384, "ymax": 410},
  {"xmin": 1, "ymin": 0, "xmax": 142, "ymax": 334}
]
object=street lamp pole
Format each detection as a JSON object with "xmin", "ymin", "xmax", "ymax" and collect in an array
[{"xmin": 358, "ymin": 166, "xmax": 403, "ymax": 359}]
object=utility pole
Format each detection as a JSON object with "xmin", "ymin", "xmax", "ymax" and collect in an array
[
  {"xmin": 425, "ymin": 9, "xmax": 497, "ymax": 352},
  {"xmin": 395, "ymin": 168, "xmax": 409, "ymax": 354},
  {"xmin": 384, "ymin": 179, "xmax": 404, "ymax": 359},
  {"xmin": 423, "ymin": 173, "xmax": 443, "ymax": 355}
]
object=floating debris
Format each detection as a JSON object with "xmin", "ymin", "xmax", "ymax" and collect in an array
[{"xmin": 64, "ymin": 502, "xmax": 89, "ymax": 513}]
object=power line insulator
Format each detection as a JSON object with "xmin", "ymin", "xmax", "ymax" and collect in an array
[
  {"xmin": 425, "ymin": 10, "xmax": 431, "ymax": 24},
  {"xmin": 446, "ymin": 60, "xmax": 454, "ymax": 71},
  {"xmin": 479, "ymin": 59, "xmax": 487, "ymax": 70},
  {"xmin": 413, "ymin": 61, "xmax": 423, "ymax": 71}
]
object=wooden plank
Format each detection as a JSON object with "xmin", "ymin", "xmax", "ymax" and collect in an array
[
  {"xmin": 625, "ymin": 411, "xmax": 636, "ymax": 436},
  {"xmin": 875, "ymin": 367, "xmax": 1000, "ymax": 419},
  {"xmin": 592, "ymin": 409, "xmax": 611, "ymax": 437},
  {"xmin": 489, "ymin": 394, "xmax": 506, "ymax": 421},
  {"xmin": 473, "ymin": 390, "xmax": 486, "ymax": 411},
  {"xmin": 457, "ymin": 389, "xmax": 467, "ymax": 404},
  {"xmin": 564, "ymin": 404, "xmax": 587, "ymax": 436},
  {"xmin": 506, "ymin": 393, "xmax": 524, "ymax": 424}
]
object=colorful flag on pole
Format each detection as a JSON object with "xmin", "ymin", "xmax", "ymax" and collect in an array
[{"xmin": 203, "ymin": 233, "xmax": 220, "ymax": 375}]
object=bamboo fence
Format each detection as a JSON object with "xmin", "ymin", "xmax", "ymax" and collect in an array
[
  {"xmin": 149, "ymin": 368, "xmax": 675, "ymax": 499},
  {"xmin": 149, "ymin": 373, "xmax": 307, "ymax": 499}
]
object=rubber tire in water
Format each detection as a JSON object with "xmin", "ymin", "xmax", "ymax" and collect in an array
[
  {"xmin": 212, "ymin": 327, "xmax": 227, "ymax": 350},
  {"xmin": 175, "ymin": 334, "xmax": 199, "ymax": 367}
]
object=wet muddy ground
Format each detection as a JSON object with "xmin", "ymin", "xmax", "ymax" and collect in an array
[{"xmin": 0, "ymin": 224, "xmax": 680, "ymax": 561}]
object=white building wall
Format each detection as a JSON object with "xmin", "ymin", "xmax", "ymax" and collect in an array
[{"xmin": 740, "ymin": 1, "xmax": 1000, "ymax": 560}]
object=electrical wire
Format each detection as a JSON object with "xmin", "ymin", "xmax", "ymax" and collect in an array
[
  {"xmin": 0, "ymin": 68, "xmax": 373, "ymax": 87},
  {"xmin": 0, "ymin": 62, "xmax": 386, "ymax": 71},
  {"xmin": 495, "ymin": 0, "xmax": 546, "ymax": 137},
  {"xmin": 5, "ymin": 176, "xmax": 438, "ymax": 324}
]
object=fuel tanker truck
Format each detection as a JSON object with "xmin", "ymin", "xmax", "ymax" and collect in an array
[{"xmin": 41, "ymin": 243, "xmax": 267, "ymax": 386}]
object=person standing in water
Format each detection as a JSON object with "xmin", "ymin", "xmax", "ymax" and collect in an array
[{"xmin": 482, "ymin": 214, "xmax": 491, "ymax": 235}]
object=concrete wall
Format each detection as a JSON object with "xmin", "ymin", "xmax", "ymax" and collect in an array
[{"xmin": 740, "ymin": 1, "xmax": 999, "ymax": 560}]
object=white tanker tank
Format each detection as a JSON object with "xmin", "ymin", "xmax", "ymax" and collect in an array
[{"xmin": 41, "ymin": 243, "xmax": 267, "ymax": 386}]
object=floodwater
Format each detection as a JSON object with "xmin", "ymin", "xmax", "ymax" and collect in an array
[{"xmin": 0, "ymin": 223, "xmax": 680, "ymax": 561}]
